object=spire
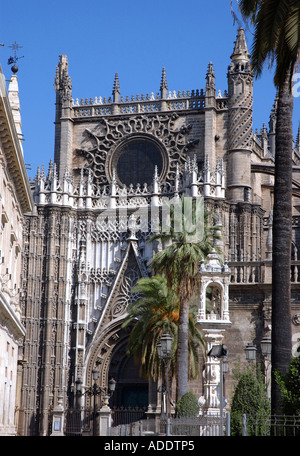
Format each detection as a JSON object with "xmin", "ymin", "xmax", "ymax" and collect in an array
[
  {"xmin": 112, "ymin": 72, "xmax": 120, "ymax": 103},
  {"xmin": 230, "ymin": 27, "xmax": 250, "ymax": 62},
  {"xmin": 160, "ymin": 67, "xmax": 168, "ymax": 99},
  {"xmin": 54, "ymin": 54, "xmax": 72, "ymax": 105},
  {"xmin": 205, "ymin": 61, "xmax": 216, "ymax": 98}
]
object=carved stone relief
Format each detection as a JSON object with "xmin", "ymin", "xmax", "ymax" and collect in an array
[{"xmin": 76, "ymin": 112, "xmax": 198, "ymax": 185}]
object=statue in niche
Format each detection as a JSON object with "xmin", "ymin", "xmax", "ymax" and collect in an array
[{"xmin": 206, "ymin": 285, "xmax": 221, "ymax": 317}]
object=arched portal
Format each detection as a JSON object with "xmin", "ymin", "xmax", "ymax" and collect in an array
[
  {"xmin": 84, "ymin": 322, "xmax": 151, "ymax": 421},
  {"xmin": 108, "ymin": 333, "xmax": 149, "ymax": 409}
]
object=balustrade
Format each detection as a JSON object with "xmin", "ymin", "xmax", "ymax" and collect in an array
[
  {"xmin": 229, "ymin": 261, "xmax": 261, "ymax": 284},
  {"xmin": 228, "ymin": 260, "xmax": 300, "ymax": 284},
  {"xmin": 71, "ymin": 89, "xmax": 221, "ymax": 118}
]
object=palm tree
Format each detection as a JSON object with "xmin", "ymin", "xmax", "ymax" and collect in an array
[
  {"xmin": 236, "ymin": 0, "xmax": 300, "ymax": 414},
  {"xmin": 150, "ymin": 200, "xmax": 220, "ymax": 399},
  {"xmin": 122, "ymin": 274, "xmax": 205, "ymax": 391},
  {"xmin": 122, "ymin": 274, "xmax": 177, "ymax": 382}
]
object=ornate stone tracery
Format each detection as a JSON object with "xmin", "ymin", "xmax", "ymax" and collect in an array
[{"xmin": 76, "ymin": 113, "xmax": 198, "ymax": 185}]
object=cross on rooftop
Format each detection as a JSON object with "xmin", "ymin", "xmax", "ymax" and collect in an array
[
  {"xmin": 9, "ymin": 41, "xmax": 23, "ymax": 55},
  {"xmin": 8, "ymin": 41, "xmax": 24, "ymax": 72}
]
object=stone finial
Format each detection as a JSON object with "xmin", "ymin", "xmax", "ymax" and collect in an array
[
  {"xmin": 112, "ymin": 72, "xmax": 120, "ymax": 103},
  {"xmin": 55, "ymin": 54, "xmax": 72, "ymax": 104},
  {"xmin": 40, "ymin": 164, "xmax": 45, "ymax": 180},
  {"xmin": 205, "ymin": 62, "xmax": 215, "ymax": 89},
  {"xmin": 47, "ymin": 159, "xmax": 54, "ymax": 181},
  {"xmin": 205, "ymin": 61, "xmax": 216, "ymax": 103},
  {"xmin": 160, "ymin": 67, "xmax": 168, "ymax": 99},
  {"xmin": 230, "ymin": 27, "xmax": 250, "ymax": 62}
]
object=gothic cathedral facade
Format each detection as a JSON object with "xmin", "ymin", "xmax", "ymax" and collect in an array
[{"xmin": 19, "ymin": 28, "xmax": 300, "ymax": 435}]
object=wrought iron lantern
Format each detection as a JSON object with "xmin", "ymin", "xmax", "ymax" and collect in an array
[
  {"xmin": 157, "ymin": 332, "xmax": 173, "ymax": 360},
  {"xmin": 261, "ymin": 335, "xmax": 272, "ymax": 357},
  {"xmin": 245, "ymin": 343, "xmax": 257, "ymax": 363}
]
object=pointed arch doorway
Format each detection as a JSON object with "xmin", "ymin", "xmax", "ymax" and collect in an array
[{"xmin": 107, "ymin": 329, "xmax": 150, "ymax": 425}]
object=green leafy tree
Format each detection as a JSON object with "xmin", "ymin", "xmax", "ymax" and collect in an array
[
  {"xmin": 275, "ymin": 344, "xmax": 300, "ymax": 416},
  {"xmin": 231, "ymin": 365, "xmax": 271, "ymax": 436},
  {"xmin": 150, "ymin": 201, "xmax": 220, "ymax": 399},
  {"xmin": 122, "ymin": 274, "xmax": 205, "ymax": 387},
  {"xmin": 236, "ymin": 0, "xmax": 300, "ymax": 415},
  {"xmin": 122, "ymin": 274, "xmax": 177, "ymax": 382}
]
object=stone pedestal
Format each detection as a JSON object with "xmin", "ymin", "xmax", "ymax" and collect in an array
[
  {"xmin": 201, "ymin": 329, "xmax": 226, "ymax": 415},
  {"xmin": 50, "ymin": 396, "xmax": 65, "ymax": 436},
  {"xmin": 98, "ymin": 400, "xmax": 112, "ymax": 436}
]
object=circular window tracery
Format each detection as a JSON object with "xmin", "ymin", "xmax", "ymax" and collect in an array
[{"xmin": 113, "ymin": 137, "xmax": 165, "ymax": 187}]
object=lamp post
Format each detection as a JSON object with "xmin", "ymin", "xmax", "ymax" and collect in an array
[
  {"xmin": 207, "ymin": 344, "xmax": 228, "ymax": 436},
  {"xmin": 76, "ymin": 369, "xmax": 116, "ymax": 436},
  {"xmin": 157, "ymin": 332, "xmax": 173, "ymax": 436}
]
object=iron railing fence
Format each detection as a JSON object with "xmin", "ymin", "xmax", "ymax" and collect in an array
[
  {"xmin": 65, "ymin": 407, "xmax": 95, "ymax": 436},
  {"xmin": 64, "ymin": 405, "xmax": 148, "ymax": 435},
  {"xmin": 243, "ymin": 414, "xmax": 300, "ymax": 437},
  {"xmin": 108, "ymin": 419, "xmax": 157, "ymax": 436},
  {"xmin": 162, "ymin": 415, "xmax": 226, "ymax": 436},
  {"xmin": 111, "ymin": 406, "xmax": 148, "ymax": 427},
  {"xmin": 63, "ymin": 408, "xmax": 300, "ymax": 437},
  {"xmin": 109, "ymin": 414, "xmax": 229, "ymax": 437}
]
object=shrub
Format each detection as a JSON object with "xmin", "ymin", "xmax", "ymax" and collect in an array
[
  {"xmin": 275, "ymin": 343, "xmax": 300, "ymax": 416},
  {"xmin": 175, "ymin": 392, "xmax": 199, "ymax": 417},
  {"xmin": 230, "ymin": 365, "xmax": 270, "ymax": 436}
]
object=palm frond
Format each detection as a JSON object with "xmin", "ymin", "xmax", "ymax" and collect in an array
[{"xmin": 239, "ymin": 0, "xmax": 300, "ymax": 89}]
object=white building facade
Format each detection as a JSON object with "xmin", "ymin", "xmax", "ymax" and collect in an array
[{"xmin": 0, "ymin": 67, "xmax": 33, "ymax": 435}]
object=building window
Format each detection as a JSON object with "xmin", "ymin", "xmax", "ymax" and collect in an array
[{"xmin": 115, "ymin": 138, "xmax": 164, "ymax": 186}]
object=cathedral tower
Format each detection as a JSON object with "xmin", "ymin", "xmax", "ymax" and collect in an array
[
  {"xmin": 227, "ymin": 27, "xmax": 253, "ymax": 202},
  {"xmin": 54, "ymin": 55, "xmax": 73, "ymax": 178}
]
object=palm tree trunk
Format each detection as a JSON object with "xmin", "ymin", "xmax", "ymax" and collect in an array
[
  {"xmin": 271, "ymin": 74, "xmax": 293, "ymax": 415},
  {"xmin": 176, "ymin": 297, "xmax": 189, "ymax": 399}
]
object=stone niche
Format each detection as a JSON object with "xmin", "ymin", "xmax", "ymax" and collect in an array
[{"xmin": 197, "ymin": 249, "xmax": 231, "ymax": 324}]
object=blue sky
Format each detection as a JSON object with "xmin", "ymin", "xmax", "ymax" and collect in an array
[{"xmin": 1, "ymin": 0, "xmax": 299, "ymax": 179}]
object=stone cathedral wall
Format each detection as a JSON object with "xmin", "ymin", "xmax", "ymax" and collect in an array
[{"xmin": 17, "ymin": 29, "xmax": 300, "ymax": 435}]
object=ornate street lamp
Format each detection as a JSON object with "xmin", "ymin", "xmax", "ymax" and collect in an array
[
  {"xmin": 157, "ymin": 332, "xmax": 173, "ymax": 360},
  {"xmin": 245, "ymin": 343, "xmax": 257, "ymax": 363},
  {"xmin": 261, "ymin": 335, "xmax": 272, "ymax": 397},
  {"xmin": 157, "ymin": 332, "xmax": 173, "ymax": 436},
  {"xmin": 261, "ymin": 335, "xmax": 272, "ymax": 357},
  {"xmin": 76, "ymin": 369, "xmax": 116, "ymax": 436}
]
